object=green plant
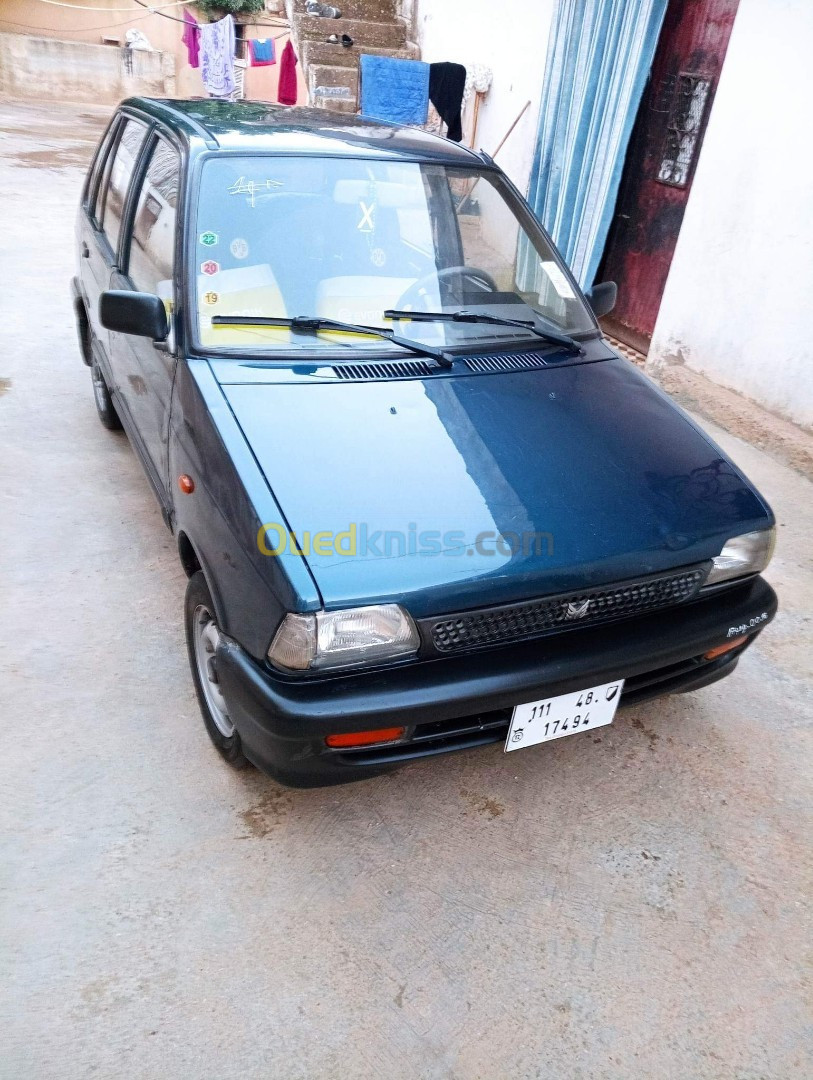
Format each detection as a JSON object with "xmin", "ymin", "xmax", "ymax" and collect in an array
[{"xmin": 194, "ymin": 0, "xmax": 265, "ymax": 17}]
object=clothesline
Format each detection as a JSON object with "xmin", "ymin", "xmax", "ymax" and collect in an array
[{"xmin": 132, "ymin": 0, "xmax": 192, "ymax": 26}]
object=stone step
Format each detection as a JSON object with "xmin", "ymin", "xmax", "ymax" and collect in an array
[
  {"xmin": 294, "ymin": 0, "xmax": 398, "ymax": 21},
  {"xmin": 307, "ymin": 62, "xmax": 358, "ymax": 110},
  {"xmin": 302, "ymin": 39, "xmax": 419, "ymax": 71},
  {"xmin": 294, "ymin": 13, "xmax": 407, "ymax": 49}
]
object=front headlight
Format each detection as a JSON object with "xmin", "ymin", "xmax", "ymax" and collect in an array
[
  {"xmin": 705, "ymin": 527, "xmax": 775, "ymax": 586},
  {"xmin": 267, "ymin": 604, "xmax": 419, "ymax": 672}
]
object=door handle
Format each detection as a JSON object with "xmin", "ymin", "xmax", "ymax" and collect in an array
[{"xmin": 81, "ymin": 242, "xmax": 90, "ymax": 258}]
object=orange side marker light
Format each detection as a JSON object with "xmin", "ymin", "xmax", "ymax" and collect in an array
[{"xmin": 704, "ymin": 635, "xmax": 748, "ymax": 660}]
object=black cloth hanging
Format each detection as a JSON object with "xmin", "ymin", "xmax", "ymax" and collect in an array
[{"xmin": 429, "ymin": 62, "xmax": 467, "ymax": 142}]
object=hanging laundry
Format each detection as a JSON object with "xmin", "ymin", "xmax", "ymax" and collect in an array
[
  {"xmin": 182, "ymin": 8, "xmax": 200, "ymax": 69},
  {"xmin": 429, "ymin": 62, "xmax": 467, "ymax": 142},
  {"xmin": 249, "ymin": 38, "xmax": 276, "ymax": 66},
  {"xmin": 199, "ymin": 14, "xmax": 236, "ymax": 99},
  {"xmin": 278, "ymin": 40, "xmax": 298, "ymax": 105},
  {"xmin": 360, "ymin": 55, "xmax": 429, "ymax": 126}
]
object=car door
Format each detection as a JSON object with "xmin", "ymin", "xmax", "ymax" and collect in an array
[
  {"xmin": 80, "ymin": 115, "xmax": 151, "ymax": 359},
  {"xmin": 109, "ymin": 131, "xmax": 182, "ymax": 503}
]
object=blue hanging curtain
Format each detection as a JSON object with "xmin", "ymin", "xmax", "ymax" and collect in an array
[{"xmin": 520, "ymin": 0, "xmax": 667, "ymax": 290}]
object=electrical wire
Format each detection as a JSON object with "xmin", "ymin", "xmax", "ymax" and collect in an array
[
  {"xmin": 132, "ymin": 1, "xmax": 290, "ymax": 30},
  {"xmin": 1, "ymin": 10, "xmax": 152, "ymax": 33},
  {"xmin": 35, "ymin": 0, "xmax": 187, "ymax": 12}
]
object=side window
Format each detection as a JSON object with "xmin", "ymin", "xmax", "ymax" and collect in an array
[
  {"xmin": 127, "ymin": 137, "xmax": 181, "ymax": 302},
  {"xmin": 86, "ymin": 120, "xmax": 117, "ymax": 218},
  {"xmin": 100, "ymin": 118, "xmax": 149, "ymax": 255}
]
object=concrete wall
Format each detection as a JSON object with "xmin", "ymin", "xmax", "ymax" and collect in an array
[
  {"xmin": 649, "ymin": 0, "xmax": 813, "ymax": 431},
  {"xmin": 0, "ymin": 0, "xmax": 306, "ymax": 103},
  {"xmin": 409, "ymin": 0, "xmax": 555, "ymax": 196},
  {"xmin": 0, "ymin": 31, "xmax": 175, "ymax": 104}
]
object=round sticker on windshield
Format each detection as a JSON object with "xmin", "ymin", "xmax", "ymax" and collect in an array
[
  {"xmin": 230, "ymin": 237, "xmax": 249, "ymax": 260},
  {"xmin": 370, "ymin": 247, "xmax": 386, "ymax": 268},
  {"xmin": 200, "ymin": 231, "xmax": 218, "ymax": 246}
]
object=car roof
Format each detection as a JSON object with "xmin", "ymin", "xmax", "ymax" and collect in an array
[{"xmin": 121, "ymin": 97, "xmax": 487, "ymax": 166}]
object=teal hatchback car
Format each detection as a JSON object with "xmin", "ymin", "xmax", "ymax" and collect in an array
[{"xmin": 73, "ymin": 98, "xmax": 777, "ymax": 786}]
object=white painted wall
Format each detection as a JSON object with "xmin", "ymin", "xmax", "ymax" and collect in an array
[
  {"xmin": 410, "ymin": 0, "xmax": 556, "ymax": 195},
  {"xmin": 649, "ymin": 0, "xmax": 813, "ymax": 431}
]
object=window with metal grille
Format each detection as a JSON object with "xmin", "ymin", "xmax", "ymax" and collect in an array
[{"xmin": 656, "ymin": 72, "xmax": 712, "ymax": 188}]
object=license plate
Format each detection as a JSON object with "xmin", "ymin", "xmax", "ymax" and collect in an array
[{"xmin": 505, "ymin": 680, "xmax": 624, "ymax": 752}]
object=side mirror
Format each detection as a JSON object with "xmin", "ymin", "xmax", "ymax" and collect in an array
[
  {"xmin": 99, "ymin": 290, "xmax": 168, "ymax": 341},
  {"xmin": 585, "ymin": 281, "xmax": 617, "ymax": 319}
]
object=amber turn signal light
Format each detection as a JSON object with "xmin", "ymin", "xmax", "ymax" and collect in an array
[
  {"xmin": 178, "ymin": 474, "xmax": 195, "ymax": 494},
  {"xmin": 704, "ymin": 635, "xmax": 748, "ymax": 661},
  {"xmin": 325, "ymin": 727, "xmax": 406, "ymax": 749}
]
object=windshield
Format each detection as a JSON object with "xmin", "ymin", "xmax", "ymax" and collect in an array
[{"xmin": 193, "ymin": 155, "xmax": 596, "ymax": 353}]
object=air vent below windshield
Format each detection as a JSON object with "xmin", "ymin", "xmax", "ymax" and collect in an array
[
  {"xmin": 332, "ymin": 360, "xmax": 435, "ymax": 380},
  {"xmin": 464, "ymin": 351, "xmax": 550, "ymax": 374}
]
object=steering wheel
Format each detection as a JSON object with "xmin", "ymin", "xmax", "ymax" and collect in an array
[{"xmin": 394, "ymin": 265, "xmax": 499, "ymax": 312}]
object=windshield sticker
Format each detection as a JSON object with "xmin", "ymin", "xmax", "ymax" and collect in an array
[
  {"xmin": 199, "ymin": 231, "xmax": 218, "ymax": 246},
  {"xmin": 357, "ymin": 201, "xmax": 375, "ymax": 233},
  {"xmin": 228, "ymin": 176, "xmax": 284, "ymax": 208},
  {"xmin": 230, "ymin": 237, "xmax": 249, "ymax": 260},
  {"xmin": 201, "ymin": 260, "xmax": 220, "ymax": 276},
  {"xmin": 204, "ymin": 291, "xmax": 219, "ymax": 305},
  {"xmin": 541, "ymin": 261, "xmax": 576, "ymax": 299},
  {"xmin": 370, "ymin": 247, "xmax": 386, "ymax": 268}
]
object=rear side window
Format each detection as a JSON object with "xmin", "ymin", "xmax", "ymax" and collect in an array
[
  {"xmin": 99, "ymin": 117, "xmax": 149, "ymax": 255},
  {"xmin": 86, "ymin": 121, "xmax": 117, "ymax": 219},
  {"xmin": 127, "ymin": 137, "xmax": 181, "ymax": 299}
]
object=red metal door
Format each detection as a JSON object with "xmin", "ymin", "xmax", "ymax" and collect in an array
[{"xmin": 598, "ymin": 0, "xmax": 740, "ymax": 351}]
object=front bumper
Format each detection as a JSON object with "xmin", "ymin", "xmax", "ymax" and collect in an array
[{"xmin": 215, "ymin": 575, "xmax": 777, "ymax": 786}]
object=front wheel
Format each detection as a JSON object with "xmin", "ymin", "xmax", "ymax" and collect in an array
[{"xmin": 185, "ymin": 571, "xmax": 248, "ymax": 769}]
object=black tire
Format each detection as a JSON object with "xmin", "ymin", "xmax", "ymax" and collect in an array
[
  {"xmin": 74, "ymin": 298, "xmax": 92, "ymax": 366},
  {"xmin": 90, "ymin": 355, "xmax": 122, "ymax": 431},
  {"xmin": 184, "ymin": 570, "xmax": 249, "ymax": 769}
]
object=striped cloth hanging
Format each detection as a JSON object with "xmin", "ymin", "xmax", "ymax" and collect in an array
[{"xmin": 520, "ymin": 0, "xmax": 667, "ymax": 290}]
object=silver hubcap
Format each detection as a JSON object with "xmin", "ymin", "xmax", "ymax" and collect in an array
[
  {"xmin": 192, "ymin": 604, "xmax": 234, "ymax": 738},
  {"xmin": 91, "ymin": 362, "xmax": 107, "ymax": 411}
]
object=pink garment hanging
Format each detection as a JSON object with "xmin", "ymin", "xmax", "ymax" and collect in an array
[
  {"xmin": 182, "ymin": 8, "xmax": 199, "ymax": 69},
  {"xmin": 278, "ymin": 39, "xmax": 298, "ymax": 105}
]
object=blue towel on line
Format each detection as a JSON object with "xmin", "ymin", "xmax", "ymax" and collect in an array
[{"xmin": 360, "ymin": 55, "xmax": 429, "ymax": 126}]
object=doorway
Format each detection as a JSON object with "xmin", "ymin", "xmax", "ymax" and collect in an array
[{"xmin": 597, "ymin": 0, "xmax": 740, "ymax": 353}]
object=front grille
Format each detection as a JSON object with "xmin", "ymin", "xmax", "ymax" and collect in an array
[{"xmin": 427, "ymin": 565, "xmax": 709, "ymax": 654}]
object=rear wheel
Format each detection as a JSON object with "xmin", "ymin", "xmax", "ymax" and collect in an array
[
  {"xmin": 90, "ymin": 356, "xmax": 122, "ymax": 431},
  {"xmin": 185, "ymin": 571, "xmax": 248, "ymax": 769}
]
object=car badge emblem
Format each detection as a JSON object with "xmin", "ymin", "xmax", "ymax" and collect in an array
[{"xmin": 564, "ymin": 599, "xmax": 591, "ymax": 620}]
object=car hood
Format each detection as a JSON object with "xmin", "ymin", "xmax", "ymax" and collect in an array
[{"xmin": 217, "ymin": 356, "xmax": 772, "ymax": 616}]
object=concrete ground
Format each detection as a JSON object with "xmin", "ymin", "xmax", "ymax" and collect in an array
[{"xmin": 1, "ymin": 99, "xmax": 811, "ymax": 1080}]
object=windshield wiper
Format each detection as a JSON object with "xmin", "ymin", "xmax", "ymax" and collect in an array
[
  {"xmin": 210, "ymin": 314, "xmax": 454, "ymax": 368},
  {"xmin": 383, "ymin": 308, "xmax": 583, "ymax": 354}
]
